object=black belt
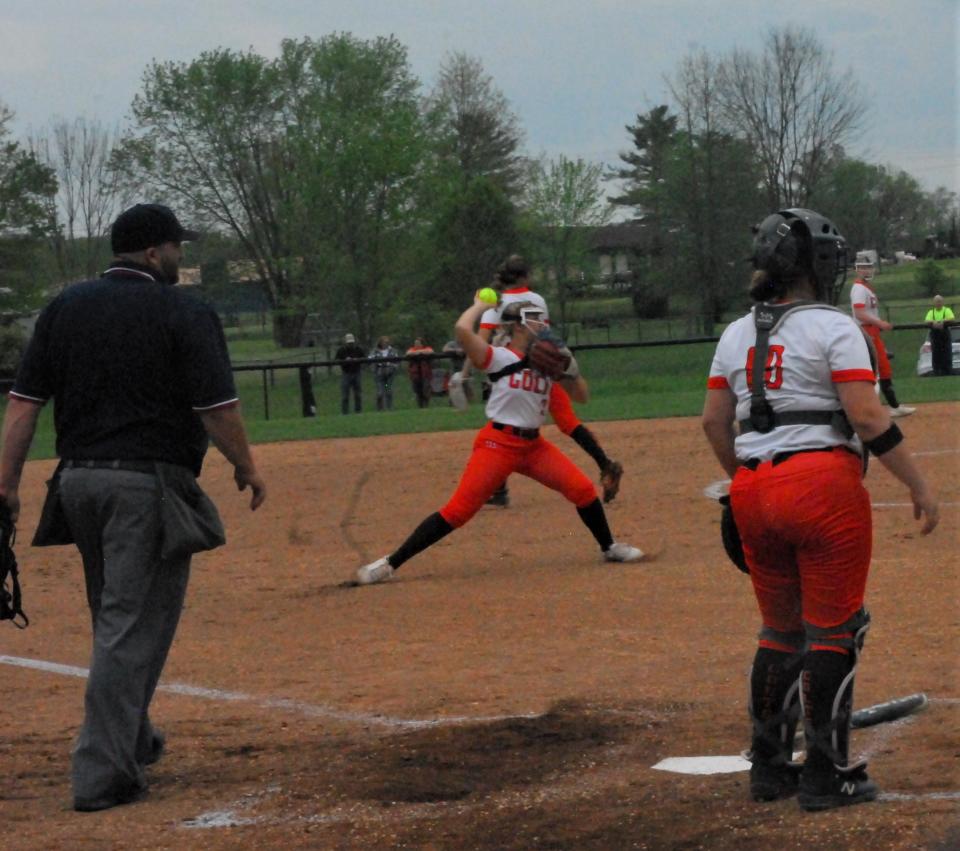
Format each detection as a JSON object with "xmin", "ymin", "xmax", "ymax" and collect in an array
[
  {"xmin": 492, "ymin": 422, "xmax": 540, "ymax": 440},
  {"xmin": 741, "ymin": 446, "xmax": 857, "ymax": 471},
  {"xmin": 62, "ymin": 459, "xmax": 158, "ymax": 474}
]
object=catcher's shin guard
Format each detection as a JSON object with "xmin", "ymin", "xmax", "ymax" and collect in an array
[
  {"xmin": 798, "ymin": 609, "xmax": 878, "ymax": 811},
  {"xmin": 746, "ymin": 641, "xmax": 804, "ymax": 801}
]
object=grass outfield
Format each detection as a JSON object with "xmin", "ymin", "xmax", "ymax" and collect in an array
[
  {"xmin": 10, "ymin": 329, "xmax": 957, "ymax": 461},
  {"xmin": 8, "ymin": 261, "xmax": 959, "ymax": 459}
]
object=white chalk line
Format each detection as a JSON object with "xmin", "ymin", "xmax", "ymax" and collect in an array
[
  {"xmin": 0, "ymin": 654, "xmax": 540, "ymax": 730},
  {"xmin": 879, "ymin": 791, "xmax": 960, "ymax": 801},
  {"xmin": 7, "ymin": 659, "xmax": 959, "ymax": 831},
  {"xmin": 872, "ymin": 501, "xmax": 959, "ymax": 508},
  {"xmin": 912, "ymin": 449, "xmax": 960, "ymax": 457}
]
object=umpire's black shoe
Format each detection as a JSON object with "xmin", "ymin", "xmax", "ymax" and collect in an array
[
  {"xmin": 74, "ymin": 781, "xmax": 148, "ymax": 812},
  {"xmin": 144, "ymin": 730, "xmax": 165, "ymax": 766},
  {"xmin": 750, "ymin": 759, "xmax": 800, "ymax": 802},
  {"xmin": 798, "ymin": 763, "xmax": 878, "ymax": 812}
]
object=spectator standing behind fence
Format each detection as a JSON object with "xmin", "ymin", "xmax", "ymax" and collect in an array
[
  {"xmin": 370, "ymin": 336, "xmax": 400, "ymax": 410},
  {"xmin": 925, "ymin": 295, "xmax": 955, "ymax": 376},
  {"xmin": 335, "ymin": 333, "xmax": 365, "ymax": 414},
  {"xmin": 406, "ymin": 338, "xmax": 434, "ymax": 408},
  {"xmin": 0, "ymin": 203, "xmax": 266, "ymax": 812}
]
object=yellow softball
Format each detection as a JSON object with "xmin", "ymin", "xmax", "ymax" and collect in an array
[{"xmin": 477, "ymin": 287, "xmax": 499, "ymax": 305}]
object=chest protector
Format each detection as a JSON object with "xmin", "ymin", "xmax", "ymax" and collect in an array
[{"xmin": 741, "ymin": 301, "xmax": 855, "ymax": 439}]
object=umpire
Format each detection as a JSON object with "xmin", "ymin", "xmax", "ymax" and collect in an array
[{"xmin": 0, "ymin": 203, "xmax": 266, "ymax": 811}]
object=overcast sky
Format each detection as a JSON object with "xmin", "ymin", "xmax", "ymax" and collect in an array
[{"xmin": 1, "ymin": 0, "xmax": 956, "ymax": 194}]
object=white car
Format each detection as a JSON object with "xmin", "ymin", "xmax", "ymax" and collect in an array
[{"xmin": 916, "ymin": 327, "xmax": 960, "ymax": 376}]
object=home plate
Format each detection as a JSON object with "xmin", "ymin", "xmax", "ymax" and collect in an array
[{"xmin": 652, "ymin": 755, "xmax": 750, "ymax": 775}]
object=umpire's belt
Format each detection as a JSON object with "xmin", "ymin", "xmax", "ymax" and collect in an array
[
  {"xmin": 492, "ymin": 422, "xmax": 540, "ymax": 440},
  {"xmin": 62, "ymin": 459, "xmax": 158, "ymax": 474},
  {"xmin": 741, "ymin": 445, "xmax": 858, "ymax": 471}
]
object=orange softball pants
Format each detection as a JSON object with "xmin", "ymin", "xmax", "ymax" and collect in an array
[
  {"xmin": 439, "ymin": 422, "xmax": 598, "ymax": 528},
  {"xmin": 730, "ymin": 449, "xmax": 871, "ymax": 649},
  {"xmin": 863, "ymin": 325, "xmax": 892, "ymax": 380}
]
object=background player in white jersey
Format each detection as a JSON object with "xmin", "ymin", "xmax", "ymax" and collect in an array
[
  {"xmin": 850, "ymin": 261, "xmax": 915, "ymax": 417},
  {"xmin": 702, "ymin": 208, "xmax": 938, "ymax": 812},
  {"xmin": 355, "ymin": 297, "xmax": 643, "ymax": 585},
  {"xmin": 462, "ymin": 254, "xmax": 623, "ymax": 506}
]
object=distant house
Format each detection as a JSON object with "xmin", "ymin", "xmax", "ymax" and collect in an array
[{"xmin": 588, "ymin": 222, "xmax": 653, "ymax": 285}]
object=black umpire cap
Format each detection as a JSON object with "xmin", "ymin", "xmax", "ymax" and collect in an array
[{"xmin": 111, "ymin": 204, "xmax": 201, "ymax": 254}]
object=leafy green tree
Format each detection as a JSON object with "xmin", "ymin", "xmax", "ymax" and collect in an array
[
  {"xmin": 278, "ymin": 35, "xmax": 427, "ymax": 343},
  {"xmin": 665, "ymin": 51, "xmax": 766, "ymax": 331},
  {"xmin": 416, "ymin": 52, "xmax": 525, "ymax": 310},
  {"xmin": 609, "ymin": 105, "xmax": 678, "ymax": 233},
  {"xmin": 115, "ymin": 34, "xmax": 427, "ymax": 346},
  {"xmin": 0, "ymin": 102, "xmax": 58, "ymax": 307},
  {"xmin": 608, "ymin": 105, "xmax": 681, "ymax": 321},
  {"xmin": 915, "ymin": 259, "xmax": 949, "ymax": 298},
  {"xmin": 427, "ymin": 176, "xmax": 518, "ymax": 309},
  {"xmin": 811, "ymin": 158, "xmax": 934, "ymax": 257},
  {"xmin": 427, "ymin": 52, "xmax": 525, "ymax": 195},
  {"xmin": 523, "ymin": 155, "xmax": 612, "ymax": 332}
]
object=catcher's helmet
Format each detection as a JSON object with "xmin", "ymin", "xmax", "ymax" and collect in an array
[
  {"xmin": 500, "ymin": 301, "xmax": 546, "ymax": 334},
  {"xmin": 751, "ymin": 208, "xmax": 847, "ymax": 304}
]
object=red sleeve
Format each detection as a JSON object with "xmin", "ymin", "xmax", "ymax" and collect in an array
[
  {"xmin": 831, "ymin": 369, "xmax": 876, "ymax": 383},
  {"xmin": 479, "ymin": 345, "xmax": 494, "ymax": 370},
  {"xmin": 548, "ymin": 384, "xmax": 580, "ymax": 434},
  {"xmin": 706, "ymin": 376, "xmax": 729, "ymax": 389}
]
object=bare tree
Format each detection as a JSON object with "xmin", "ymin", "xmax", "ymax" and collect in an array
[
  {"xmin": 428, "ymin": 52, "xmax": 525, "ymax": 194},
  {"xmin": 719, "ymin": 26, "xmax": 866, "ymax": 208},
  {"xmin": 30, "ymin": 118, "xmax": 129, "ymax": 282}
]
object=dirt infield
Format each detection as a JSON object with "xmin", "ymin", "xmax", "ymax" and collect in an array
[{"xmin": 2, "ymin": 404, "xmax": 958, "ymax": 850}]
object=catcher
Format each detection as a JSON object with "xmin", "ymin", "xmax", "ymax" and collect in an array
[{"xmin": 356, "ymin": 297, "xmax": 645, "ymax": 585}]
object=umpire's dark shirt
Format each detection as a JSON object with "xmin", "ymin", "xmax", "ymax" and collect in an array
[{"xmin": 12, "ymin": 261, "xmax": 237, "ymax": 476}]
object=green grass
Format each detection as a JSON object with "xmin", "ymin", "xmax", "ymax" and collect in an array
[
  {"xmin": 9, "ymin": 262, "xmax": 959, "ymax": 460},
  {"xmin": 10, "ymin": 347, "xmax": 957, "ymax": 462}
]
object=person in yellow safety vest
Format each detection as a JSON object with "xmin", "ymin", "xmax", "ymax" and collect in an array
[{"xmin": 924, "ymin": 295, "xmax": 956, "ymax": 376}]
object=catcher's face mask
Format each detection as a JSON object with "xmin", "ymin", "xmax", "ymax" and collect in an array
[{"xmin": 519, "ymin": 307, "xmax": 547, "ymax": 336}]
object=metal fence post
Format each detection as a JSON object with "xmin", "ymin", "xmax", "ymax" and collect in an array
[{"xmin": 262, "ymin": 368, "xmax": 270, "ymax": 420}]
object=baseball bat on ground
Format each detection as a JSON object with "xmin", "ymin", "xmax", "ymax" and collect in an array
[{"xmin": 851, "ymin": 693, "xmax": 929, "ymax": 729}]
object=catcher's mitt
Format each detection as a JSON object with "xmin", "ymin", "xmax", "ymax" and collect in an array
[
  {"xmin": 600, "ymin": 460, "xmax": 624, "ymax": 503},
  {"xmin": 527, "ymin": 339, "xmax": 571, "ymax": 381},
  {"xmin": 719, "ymin": 495, "xmax": 749, "ymax": 575},
  {"xmin": 0, "ymin": 502, "xmax": 28, "ymax": 628}
]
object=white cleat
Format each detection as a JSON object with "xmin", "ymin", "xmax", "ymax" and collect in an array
[
  {"xmin": 889, "ymin": 405, "xmax": 916, "ymax": 418},
  {"xmin": 603, "ymin": 542, "xmax": 645, "ymax": 563},
  {"xmin": 356, "ymin": 557, "xmax": 394, "ymax": 585}
]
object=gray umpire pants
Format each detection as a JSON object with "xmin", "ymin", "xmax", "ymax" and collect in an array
[{"xmin": 58, "ymin": 468, "xmax": 191, "ymax": 803}]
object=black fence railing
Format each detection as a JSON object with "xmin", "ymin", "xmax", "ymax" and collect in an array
[{"xmin": 232, "ymin": 323, "xmax": 938, "ymax": 420}]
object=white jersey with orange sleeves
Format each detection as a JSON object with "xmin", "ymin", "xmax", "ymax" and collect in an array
[
  {"xmin": 850, "ymin": 278, "xmax": 880, "ymax": 326},
  {"xmin": 479, "ymin": 287, "xmax": 550, "ymax": 331},
  {"xmin": 708, "ymin": 305, "xmax": 874, "ymax": 462},
  {"xmin": 480, "ymin": 344, "xmax": 551, "ymax": 428}
]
